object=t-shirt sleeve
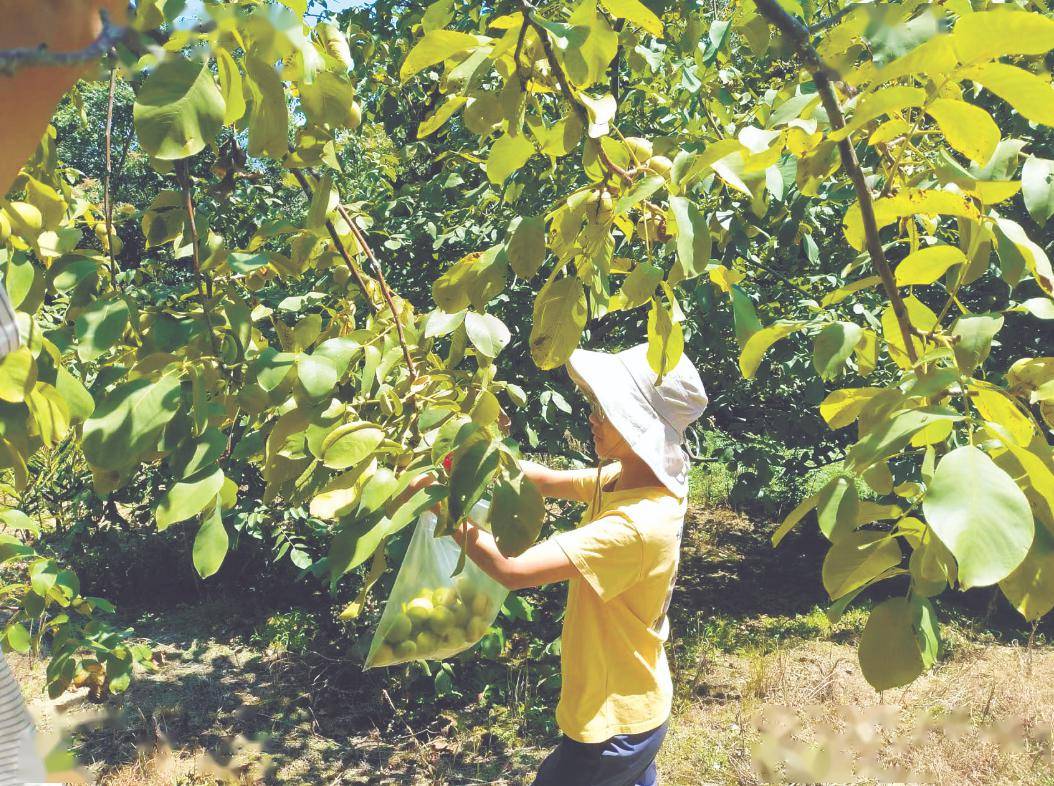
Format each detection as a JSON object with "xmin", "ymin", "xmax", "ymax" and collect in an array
[
  {"xmin": 554, "ymin": 515, "xmax": 644, "ymax": 602},
  {"xmin": 564, "ymin": 463, "xmax": 621, "ymax": 503}
]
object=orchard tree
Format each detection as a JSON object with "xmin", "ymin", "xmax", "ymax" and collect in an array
[{"xmin": 0, "ymin": 0, "xmax": 1053, "ymax": 699}]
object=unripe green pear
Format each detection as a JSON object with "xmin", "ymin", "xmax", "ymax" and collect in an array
[
  {"xmin": 466, "ymin": 616, "xmax": 489, "ymax": 641},
  {"xmin": 406, "ymin": 597, "xmax": 434, "ymax": 627},
  {"xmin": 416, "ymin": 630, "xmax": 439, "ymax": 654},
  {"xmin": 471, "ymin": 594, "xmax": 492, "ymax": 617}
]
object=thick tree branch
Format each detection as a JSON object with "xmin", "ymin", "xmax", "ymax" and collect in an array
[
  {"xmin": 754, "ymin": 0, "xmax": 919, "ymax": 365},
  {"xmin": 0, "ymin": 11, "xmax": 125, "ymax": 75}
]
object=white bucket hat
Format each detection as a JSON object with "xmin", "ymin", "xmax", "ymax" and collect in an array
[{"xmin": 566, "ymin": 343, "xmax": 708, "ymax": 498}]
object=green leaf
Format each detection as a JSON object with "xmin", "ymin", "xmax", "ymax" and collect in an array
[
  {"xmin": 925, "ymin": 99, "xmax": 999, "ymax": 165},
  {"xmin": 646, "ymin": 296, "xmax": 683, "ymax": 380},
  {"xmin": 829, "ymin": 86, "xmax": 926, "ymax": 142},
  {"xmin": 923, "ymin": 446, "xmax": 1034, "ymax": 589},
  {"xmin": 952, "ymin": 10, "xmax": 1054, "ymax": 64},
  {"xmin": 530, "ymin": 277, "xmax": 586, "ymax": 370},
  {"xmin": 771, "ymin": 490, "xmax": 821, "ymax": 547},
  {"xmin": 738, "ymin": 321, "xmax": 805, "ymax": 379},
  {"xmin": 133, "ymin": 57, "xmax": 225, "ymax": 160},
  {"xmin": 816, "ymin": 475, "xmax": 859, "ymax": 542},
  {"xmin": 599, "ymin": 0, "xmax": 662, "ymax": 36},
  {"xmin": 822, "ymin": 531, "xmax": 901, "ymax": 600},
  {"xmin": 845, "ymin": 407, "xmax": 961, "ymax": 472},
  {"xmin": 321, "ymin": 423, "xmax": 384, "ymax": 470},
  {"xmin": 6, "ymin": 622, "xmax": 30, "ymax": 654},
  {"xmin": 82, "ymin": 375, "xmax": 183, "ymax": 472},
  {"xmin": 192, "ymin": 497, "xmax": 228, "ymax": 579},
  {"xmin": 215, "ymin": 48, "xmax": 246, "ymax": 125},
  {"xmin": 894, "ymin": 245, "xmax": 967, "ymax": 287},
  {"xmin": 962, "ymin": 63, "xmax": 1054, "ymax": 128},
  {"xmin": 820, "ymin": 387, "xmax": 885, "ymax": 430},
  {"xmin": 857, "ymin": 597, "xmax": 928, "ymax": 691},
  {"xmin": 1022, "ymin": 157, "xmax": 1054, "ymax": 226},
  {"xmin": 730, "ymin": 286, "xmax": 762, "ymax": 347},
  {"xmin": 449, "ymin": 440, "xmax": 500, "ymax": 522},
  {"xmin": 0, "ymin": 509, "xmax": 39, "ymax": 534},
  {"xmin": 75, "ymin": 298, "xmax": 130, "ymax": 362},
  {"xmin": 667, "ymin": 196, "xmax": 711, "ymax": 284},
  {"xmin": 385, "ymin": 485, "xmax": 448, "ymax": 539},
  {"xmin": 464, "ymin": 312, "xmax": 510, "ymax": 358},
  {"xmin": 507, "ymin": 216, "xmax": 546, "ymax": 278},
  {"xmin": 812, "ymin": 322, "xmax": 863, "ymax": 381},
  {"xmin": 615, "ymin": 262, "xmax": 662, "ymax": 310},
  {"xmin": 489, "ymin": 474, "xmax": 545, "ymax": 557},
  {"xmin": 400, "ymin": 29, "xmax": 483, "ymax": 82},
  {"xmin": 156, "ymin": 467, "xmax": 225, "ymax": 531},
  {"xmin": 244, "ymin": 55, "xmax": 289, "ymax": 159},
  {"xmin": 614, "ymin": 174, "xmax": 665, "ymax": 216},
  {"xmin": 950, "ymin": 314, "xmax": 1003, "ymax": 373},
  {"xmin": 169, "ymin": 428, "xmax": 226, "ymax": 479},
  {"xmin": 486, "ymin": 133, "xmax": 534, "ymax": 185},
  {"xmin": 1000, "ymin": 523, "xmax": 1054, "ymax": 622},
  {"xmin": 297, "ymin": 355, "xmax": 340, "ymax": 398},
  {"xmin": 0, "ymin": 347, "xmax": 36, "ymax": 403}
]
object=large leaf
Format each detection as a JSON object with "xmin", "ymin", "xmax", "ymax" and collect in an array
[
  {"xmin": 822, "ymin": 531, "xmax": 901, "ymax": 600},
  {"xmin": 506, "ymin": 216, "xmax": 546, "ymax": 278},
  {"xmin": 668, "ymin": 196, "xmax": 711, "ymax": 284},
  {"xmin": 894, "ymin": 245, "xmax": 966, "ymax": 287},
  {"xmin": 599, "ymin": 0, "xmax": 662, "ymax": 37},
  {"xmin": 244, "ymin": 56, "xmax": 289, "ymax": 158},
  {"xmin": 530, "ymin": 277, "xmax": 586, "ymax": 370},
  {"xmin": 857, "ymin": 596, "xmax": 935, "ymax": 691},
  {"xmin": 844, "ymin": 407, "xmax": 961, "ymax": 472},
  {"xmin": 489, "ymin": 473, "xmax": 545, "ymax": 556},
  {"xmin": 133, "ymin": 57, "xmax": 225, "ymax": 160},
  {"xmin": 449, "ymin": 439, "xmax": 500, "ymax": 522},
  {"xmin": 192, "ymin": 497, "xmax": 228, "ymax": 579},
  {"xmin": 812, "ymin": 322, "xmax": 863, "ymax": 380},
  {"xmin": 464, "ymin": 312, "xmax": 510, "ymax": 358},
  {"xmin": 922, "ymin": 446, "xmax": 1034, "ymax": 588},
  {"xmin": 75, "ymin": 298, "xmax": 129, "ymax": 362},
  {"xmin": 486, "ymin": 133, "xmax": 534, "ymax": 185},
  {"xmin": 0, "ymin": 348, "xmax": 36, "ymax": 403},
  {"xmin": 81, "ymin": 375, "xmax": 182, "ymax": 471},
  {"xmin": 155, "ymin": 467, "xmax": 225, "ymax": 531},
  {"xmin": 738, "ymin": 321, "xmax": 805, "ymax": 379},
  {"xmin": 1000, "ymin": 524, "xmax": 1054, "ymax": 622},
  {"xmin": 962, "ymin": 63, "xmax": 1054, "ymax": 128},
  {"xmin": 1022, "ymin": 157, "xmax": 1054, "ymax": 226},
  {"xmin": 321, "ymin": 423, "xmax": 384, "ymax": 470},
  {"xmin": 925, "ymin": 99, "xmax": 999, "ymax": 165},
  {"xmin": 400, "ymin": 30, "xmax": 483, "ymax": 82},
  {"xmin": 952, "ymin": 10, "xmax": 1054, "ymax": 64}
]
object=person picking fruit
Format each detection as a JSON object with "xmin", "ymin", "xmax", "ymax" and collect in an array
[{"xmin": 452, "ymin": 343, "xmax": 708, "ymax": 786}]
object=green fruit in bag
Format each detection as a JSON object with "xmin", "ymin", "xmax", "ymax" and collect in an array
[
  {"xmin": 394, "ymin": 640, "xmax": 417, "ymax": 659},
  {"xmin": 471, "ymin": 594, "xmax": 492, "ymax": 617},
  {"xmin": 416, "ymin": 631, "xmax": 439, "ymax": 654},
  {"xmin": 449, "ymin": 599, "xmax": 470, "ymax": 627},
  {"xmin": 433, "ymin": 587, "xmax": 459, "ymax": 607},
  {"xmin": 454, "ymin": 574, "xmax": 477, "ymax": 604},
  {"xmin": 385, "ymin": 613, "xmax": 413, "ymax": 644},
  {"xmin": 375, "ymin": 644, "xmax": 395, "ymax": 664},
  {"xmin": 428, "ymin": 606, "xmax": 455, "ymax": 635},
  {"xmin": 406, "ymin": 596, "xmax": 434, "ymax": 626},
  {"xmin": 443, "ymin": 628, "xmax": 465, "ymax": 648},
  {"xmin": 466, "ymin": 616, "xmax": 489, "ymax": 641}
]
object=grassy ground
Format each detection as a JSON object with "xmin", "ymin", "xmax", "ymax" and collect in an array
[{"xmin": 10, "ymin": 503, "xmax": 1054, "ymax": 785}]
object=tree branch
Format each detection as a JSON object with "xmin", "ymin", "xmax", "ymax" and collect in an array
[
  {"xmin": 102, "ymin": 61, "xmax": 120, "ymax": 280},
  {"xmin": 174, "ymin": 161, "xmax": 221, "ymax": 358},
  {"xmin": 754, "ymin": 0, "xmax": 919, "ymax": 365},
  {"xmin": 808, "ymin": 2, "xmax": 868, "ymax": 34},
  {"xmin": 0, "ymin": 11, "xmax": 125, "ymax": 75}
]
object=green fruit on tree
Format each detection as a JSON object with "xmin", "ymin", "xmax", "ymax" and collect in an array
[
  {"xmin": 416, "ymin": 630, "xmax": 439, "ymax": 654},
  {"xmin": 394, "ymin": 640, "xmax": 417, "ymax": 659},
  {"xmin": 428, "ymin": 606, "xmax": 455, "ymax": 635},
  {"xmin": 374, "ymin": 644, "xmax": 395, "ymax": 664},
  {"xmin": 348, "ymin": 100, "xmax": 362, "ymax": 130},
  {"xmin": 406, "ymin": 597, "xmax": 434, "ymax": 626},
  {"xmin": 385, "ymin": 613, "xmax": 413, "ymax": 644},
  {"xmin": 466, "ymin": 616, "xmax": 489, "ymax": 642},
  {"xmin": 624, "ymin": 136, "xmax": 653, "ymax": 163},
  {"xmin": 645, "ymin": 155, "xmax": 673, "ymax": 177}
]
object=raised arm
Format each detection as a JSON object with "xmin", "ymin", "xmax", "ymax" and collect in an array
[
  {"xmin": 520, "ymin": 460, "xmax": 603, "ymax": 502},
  {"xmin": 452, "ymin": 521, "xmax": 578, "ymax": 591}
]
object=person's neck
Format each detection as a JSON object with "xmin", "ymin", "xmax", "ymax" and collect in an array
[{"xmin": 608, "ymin": 455, "xmax": 663, "ymax": 491}]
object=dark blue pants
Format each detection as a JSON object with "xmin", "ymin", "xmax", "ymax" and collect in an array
[{"xmin": 532, "ymin": 722, "xmax": 668, "ymax": 786}]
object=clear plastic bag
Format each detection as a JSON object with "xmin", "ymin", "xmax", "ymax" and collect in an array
[{"xmin": 365, "ymin": 500, "xmax": 508, "ymax": 668}]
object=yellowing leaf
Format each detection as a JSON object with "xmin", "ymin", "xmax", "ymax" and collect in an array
[
  {"xmin": 830, "ymin": 86, "xmax": 926, "ymax": 141},
  {"xmin": 881, "ymin": 296, "xmax": 937, "ymax": 369},
  {"xmin": 738, "ymin": 321, "xmax": 805, "ymax": 379},
  {"xmin": 853, "ymin": 35, "xmax": 958, "ymax": 88},
  {"xmin": 599, "ymin": 0, "xmax": 662, "ymax": 36},
  {"xmin": 400, "ymin": 30, "xmax": 484, "ymax": 82},
  {"xmin": 894, "ymin": 245, "xmax": 967, "ymax": 287},
  {"xmin": 961, "ymin": 62, "xmax": 1054, "ymax": 127},
  {"xmin": 708, "ymin": 264, "xmax": 743, "ymax": 293},
  {"xmin": 417, "ymin": 95, "xmax": 467, "ymax": 138},
  {"xmin": 952, "ymin": 10, "xmax": 1054, "ymax": 64},
  {"xmin": 821, "ymin": 275, "xmax": 882, "ymax": 307},
  {"xmin": 972, "ymin": 387, "xmax": 1035, "ymax": 446},
  {"xmin": 996, "ymin": 217, "xmax": 1054, "ymax": 296},
  {"xmin": 843, "ymin": 189, "xmax": 980, "ymax": 251},
  {"xmin": 486, "ymin": 133, "xmax": 534, "ymax": 185},
  {"xmin": 925, "ymin": 98, "xmax": 999, "ymax": 165},
  {"xmin": 530, "ymin": 277, "xmax": 586, "ymax": 369}
]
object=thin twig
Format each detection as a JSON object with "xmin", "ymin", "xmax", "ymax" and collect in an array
[
  {"xmin": 103, "ymin": 60, "xmax": 120, "ymax": 280},
  {"xmin": 754, "ymin": 0, "xmax": 919, "ymax": 365},
  {"xmin": 333, "ymin": 202, "xmax": 418, "ymax": 379},
  {"xmin": 809, "ymin": 2, "xmax": 868, "ymax": 34},
  {"xmin": 174, "ymin": 161, "xmax": 221, "ymax": 357},
  {"xmin": 288, "ymin": 168, "xmax": 380, "ymax": 316},
  {"xmin": 519, "ymin": 7, "xmax": 633, "ymax": 184},
  {"xmin": 0, "ymin": 11, "xmax": 125, "ymax": 75}
]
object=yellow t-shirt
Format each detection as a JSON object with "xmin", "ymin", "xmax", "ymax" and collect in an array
[{"xmin": 552, "ymin": 463, "xmax": 687, "ymax": 743}]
